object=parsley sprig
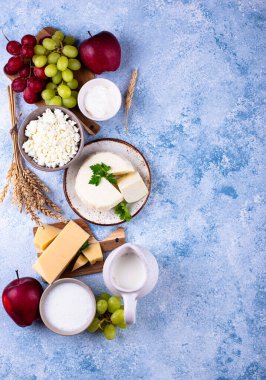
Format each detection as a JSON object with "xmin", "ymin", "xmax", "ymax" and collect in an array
[
  {"xmin": 89, "ymin": 163, "xmax": 117, "ymax": 186},
  {"xmin": 114, "ymin": 201, "xmax": 132, "ymax": 222}
]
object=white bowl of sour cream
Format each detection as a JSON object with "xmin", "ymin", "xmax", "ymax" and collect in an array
[
  {"xmin": 78, "ymin": 78, "xmax": 122, "ymax": 121},
  {"xmin": 39, "ymin": 278, "xmax": 96, "ymax": 335}
]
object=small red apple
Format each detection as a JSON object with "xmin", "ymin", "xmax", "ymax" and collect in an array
[
  {"xmin": 79, "ymin": 31, "xmax": 121, "ymax": 74},
  {"xmin": 2, "ymin": 270, "xmax": 43, "ymax": 327}
]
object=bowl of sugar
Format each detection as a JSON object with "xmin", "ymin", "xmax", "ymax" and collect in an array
[{"xmin": 39, "ymin": 278, "xmax": 96, "ymax": 335}]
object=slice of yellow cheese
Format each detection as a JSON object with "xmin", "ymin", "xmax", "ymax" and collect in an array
[
  {"xmin": 34, "ymin": 224, "xmax": 61, "ymax": 250},
  {"xmin": 71, "ymin": 254, "xmax": 88, "ymax": 272},
  {"xmin": 32, "ymin": 221, "xmax": 90, "ymax": 284},
  {"xmin": 82, "ymin": 241, "xmax": 103, "ymax": 265}
]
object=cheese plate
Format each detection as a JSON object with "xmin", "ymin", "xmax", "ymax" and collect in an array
[
  {"xmin": 33, "ymin": 219, "xmax": 126, "ymax": 281},
  {"xmin": 63, "ymin": 139, "xmax": 151, "ymax": 225}
]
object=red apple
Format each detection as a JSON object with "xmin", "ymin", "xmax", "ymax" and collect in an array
[
  {"xmin": 2, "ymin": 271, "xmax": 43, "ymax": 327},
  {"xmin": 79, "ymin": 31, "xmax": 121, "ymax": 74}
]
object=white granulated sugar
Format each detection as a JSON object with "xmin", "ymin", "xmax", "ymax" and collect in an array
[
  {"xmin": 43, "ymin": 283, "xmax": 92, "ymax": 332},
  {"xmin": 22, "ymin": 108, "xmax": 80, "ymax": 168}
]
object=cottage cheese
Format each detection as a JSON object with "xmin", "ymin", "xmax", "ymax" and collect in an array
[{"xmin": 22, "ymin": 109, "xmax": 80, "ymax": 168}]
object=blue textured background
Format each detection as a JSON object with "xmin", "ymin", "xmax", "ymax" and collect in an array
[{"xmin": 0, "ymin": 1, "xmax": 265, "ymax": 379}]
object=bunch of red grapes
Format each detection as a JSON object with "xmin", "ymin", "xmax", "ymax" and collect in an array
[{"xmin": 4, "ymin": 34, "xmax": 46, "ymax": 104}]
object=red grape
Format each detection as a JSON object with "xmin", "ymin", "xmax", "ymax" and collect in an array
[
  {"xmin": 27, "ymin": 77, "xmax": 45, "ymax": 93},
  {"xmin": 7, "ymin": 56, "xmax": 24, "ymax": 72},
  {"xmin": 23, "ymin": 87, "xmax": 39, "ymax": 103},
  {"xmin": 3, "ymin": 63, "xmax": 17, "ymax": 75},
  {"xmin": 33, "ymin": 66, "xmax": 47, "ymax": 79},
  {"xmin": 21, "ymin": 34, "xmax": 37, "ymax": 46},
  {"xmin": 11, "ymin": 78, "xmax": 27, "ymax": 92},
  {"xmin": 21, "ymin": 44, "xmax": 34, "ymax": 58},
  {"xmin": 6, "ymin": 41, "xmax": 22, "ymax": 55},
  {"xmin": 19, "ymin": 65, "xmax": 31, "ymax": 78}
]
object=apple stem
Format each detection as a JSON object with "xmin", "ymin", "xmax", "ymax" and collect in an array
[
  {"xmin": 88, "ymin": 31, "xmax": 92, "ymax": 37},
  {"xmin": 1, "ymin": 29, "xmax": 10, "ymax": 42},
  {"xmin": 15, "ymin": 270, "xmax": 19, "ymax": 281}
]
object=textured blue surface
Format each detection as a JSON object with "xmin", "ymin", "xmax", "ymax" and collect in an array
[{"xmin": 0, "ymin": 1, "xmax": 265, "ymax": 379}]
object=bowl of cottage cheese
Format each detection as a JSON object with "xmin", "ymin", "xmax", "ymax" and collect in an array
[{"xmin": 18, "ymin": 106, "xmax": 84, "ymax": 171}]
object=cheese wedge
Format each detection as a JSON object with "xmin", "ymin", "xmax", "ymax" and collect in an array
[
  {"xmin": 85, "ymin": 152, "xmax": 135, "ymax": 175},
  {"xmin": 32, "ymin": 221, "xmax": 90, "ymax": 284},
  {"xmin": 71, "ymin": 254, "xmax": 88, "ymax": 271},
  {"xmin": 34, "ymin": 224, "xmax": 61, "ymax": 250},
  {"xmin": 82, "ymin": 242, "xmax": 103, "ymax": 265},
  {"xmin": 75, "ymin": 156, "xmax": 123, "ymax": 211},
  {"xmin": 117, "ymin": 172, "xmax": 148, "ymax": 203}
]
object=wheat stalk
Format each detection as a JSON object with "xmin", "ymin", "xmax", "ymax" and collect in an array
[
  {"xmin": 0, "ymin": 86, "xmax": 67, "ymax": 226},
  {"xmin": 125, "ymin": 69, "xmax": 138, "ymax": 133}
]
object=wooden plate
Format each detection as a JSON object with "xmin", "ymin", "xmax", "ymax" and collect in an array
[
  {"xmin": 33, "ymin": 219, "xmax": 126, "ymax": 281},
  {"xmin": 63, "ymin": 139, "xmax": 151, "ymax": 225},
  {"xmin": 5, "ymin": 26, "xmax": 100, "ymax": 136}
]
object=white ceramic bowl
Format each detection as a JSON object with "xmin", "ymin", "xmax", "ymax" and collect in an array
[
  {"xmin": 39, "ymin": 278, "xmax": 96, "ymax": 336},
  {"xmin": 77, "ymin": 78, "xmax": 122, "ymax": 121}
]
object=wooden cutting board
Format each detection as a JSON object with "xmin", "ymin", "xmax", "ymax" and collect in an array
[
  {"xmin": 5, "ymin": 26, "xmax": 100, "ymax": 136},
  {"xmin": 33, "ymin": 219, "xmax": 126, "ymax": 281}
]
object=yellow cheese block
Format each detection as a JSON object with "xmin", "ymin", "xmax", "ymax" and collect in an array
[
  {"xmin": 71, "ymin": 254, "xmax": 88, "ymax": 272},
  {"xmin": 82, "ymin": 242, "xmax": 103, "ymax": 265},
  {"xmin": 32, "ymin": 221, "xmax": 90, "ymax": 284},
  {"xmin": 34, "ymin": 224, "xmax": 61, "ymax": 250}
]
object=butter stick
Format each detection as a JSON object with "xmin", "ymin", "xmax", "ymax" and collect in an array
[{"xmin": 32, "ymin": 221, "xmax": 90, "ymax": 284}]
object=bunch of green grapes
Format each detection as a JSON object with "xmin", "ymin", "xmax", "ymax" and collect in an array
[
  {"xmin": 88, "ymin": 293, "xmax": 127, "ymax": 340},
  {"xmin": 32, "ymin": 30, "xmax": 81, "ymax": 108}
]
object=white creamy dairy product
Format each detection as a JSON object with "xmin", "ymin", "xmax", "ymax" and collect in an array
[
  {"xmin": 117, "ymin": 172, "xmax": 148, "ymax": 203},
  {"xmin": 75, "ymin": 154, "xmax": 123, "ymax": 211},
  {"xmin": 84, "ymin": 85, "xmax": 119, "ymax": 119},
  {"xmin": 43, "ymin": 283, "xmax": 93, "ymax": 333},
  {"xmin": 111, "ymin": 252, "xmax": 147, "ymax": 291},
  {"xmin": 85, "ymin": 152, "xmax": 135, "ymax": 175}
]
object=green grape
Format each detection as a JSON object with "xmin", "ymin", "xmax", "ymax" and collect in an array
[
  {"xmin": 111, "ymin": 309, "xmax": 125, "ymax": 325},
  {"xmin": 44, "ymin": 64, "xmax": 58, "ymax": 78},
  {"xmin": 54, "ymin": 30, "xmax": 64, "ymax": 41},
  {"xmin": 32, "ymin": 55, "xmax": 38, "ymax": 65},
  {"xmin": 46, "ymin": 82, "xmax": 57, "ymax": 90},
  {"xmin": 103, "ymin": 324, "xmax": 116, "ymax": 340},
  {"xmin": 34, "ymin": 55, "xmax": 47, "ymax": 68},
  {"xmin": 62, "ymin": 96, "xmax": 77, "ymax": 108},
  {"xmin": 62, "ymin": 45, "xmax": 78, "ymax": 58},
  {"xmin": 45, "ymin": 99, "xmax": 50, "ymax": 105},
  {"xmin": 62, "ymin": 68, "xmax": 73, "ymax": 82},
  {"xmin": 67, "ymin": 79, "xmax": 78, "ymax": 89},
  {"xmin": 34, "ymin": 44, "xmax": 47, "ymax": 55},
  {"xmin": 52, "ymin": 71, "xmax": 62, "ymax": 85},
  {"xmin": 108, "ymin": 296, "xmax": 121, "ymax": 313},
  {"xmin": 41, "ymin": 89, "xmax": 55, "ymax": 101},
  {"xmin": 51, "ymin": 35, "xmax": 61, "ymax": 47},
  {"xmin": 99, "ymin": 293, "xmax": 110, "ymax": 301},
  {"xmin": 57, "ymin": 56, "xmax": 68, "ymax": 71},
  {"xmin": 117, "ymin": 322, "xmax": 127, "ymax": 329},
  {"xmin": 42, "ymin": 38, "xmax": 56, "ymax": 50},
  {"xmin": 68, "ymin": 58, "xmax": 81, "ymax": 71},
  {"xmin": 48, "ymin": 52, "xmax": 60, "ymax": 64},
  {"xmin": 49, "ymin": 96, "xmax": 62, "ymax": 106},
  {"xmin": 87, "ymin": 317, "xmax": 100, "ymax": 333},
  {"xmin": 71, "ymin": 90, "xmax": 78, "ymax": 99},
  {"xmin": 96, "ymin": 299, "xmax": 108, "ymax": 315},
  {"xmin": 63, "ymin": 35, "xmax": 75, "ymax": 45},
  {"xmin": 58, "ymin": 84, "xmax": 71, "ymax": 99}
]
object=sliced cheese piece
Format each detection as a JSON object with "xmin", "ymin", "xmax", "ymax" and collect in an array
[
  {"xmin": 34, "ymin": 224, "xmax": 61, "ymax": 250},
  {"xmin": 75, "ymin": 156, "xmax": 123, "ymax": 211},
  {"xmin": 71, "ymin": 254, "xmax": 88, "ymax": 272},
  {"xmin": 86, "ymin": 152, "xmax": 135, "ymax": 175},
  {"xmin": 82, "ymin": 242, "xmax": 103, "ymax": 265},
  {"xmin": 32, "ymin": 221, "xmax": 90, "ymax": 284},
  {"xmin": 117, "ymin": 172, "xmax": 148, "ymax": 203}
]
